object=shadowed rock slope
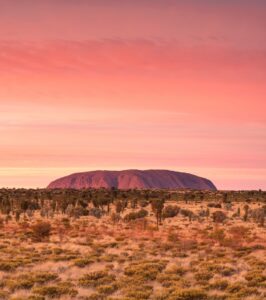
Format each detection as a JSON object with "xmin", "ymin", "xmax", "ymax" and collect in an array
[{"xmin": 47, "ymin": 170, "xmax": 217, "ymax": 190}]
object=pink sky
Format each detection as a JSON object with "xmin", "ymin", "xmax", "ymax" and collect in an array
[{"xmin": 0, "ymin": 0, "xmax": 265, "ymax": 189}]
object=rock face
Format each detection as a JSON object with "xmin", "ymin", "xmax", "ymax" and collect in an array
[{"xmin": 47, "ymin": 170, "xmax": 217, "ymax": 190}]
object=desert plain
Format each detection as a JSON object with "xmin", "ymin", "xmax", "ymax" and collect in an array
[{"xmin": 0, "ymin": 188, "xmax": 265, "ymax": 300}]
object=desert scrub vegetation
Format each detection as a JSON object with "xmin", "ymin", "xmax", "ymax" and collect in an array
[
  {"xmin": 73, "ymin": 257, "xmax": 94, "ymax": 268},
  {"xmin": 32, "ymin": 283, "xmax": 78, "ymax": 298},
  {"xmin": 0, "ymin": 188, "xmax": 265, "ymax": 299},
  {"xmin": 123, "ymin": 208, "xmax": 148, "ymax": 222},
  {"xmin": 31, "ymin": 221, "xmax": 52, "ymax": 242},
  {"xmin": 79, "ymin": 271, "xmax": 116, "ymax": 287},
  {"xmin": 157, "ymin": 288, "xmax": 208, "ymax": 300},
  {"xmin": 124, "ymin": 260, "xmax": 168, "ymax": 281}
]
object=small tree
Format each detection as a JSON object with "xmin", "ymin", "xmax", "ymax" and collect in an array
[
  {"xmin": 115, "ymin": 200, "xmax": 123, "ymax": 214},
  {"xmin": 237, "ymin": 207, "xmax": 241, "ymax": 217},
  {"xmin": 243, "ymin": 204, "xmax": 249, "ymax": 222},
  {"xmin": 110, "ymin": 212, "xmax": 121, "ymax": 225},
  {"xmin": 206, "ymin": 208, "xmax": 210, "ymax": 218},
  {"xmin": 151, "ymin": 199, "xmax": 165, "ymax": 228}
]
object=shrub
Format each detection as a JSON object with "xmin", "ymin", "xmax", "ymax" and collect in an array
[
  {"xmin": 162, "ymin": 205, "xmax": 180, "ymax": 218},
  {"xmin": 7, "ymin": 278, "xmax": 34, "ymax": 291},
  {"xmin": 227, "ymin": 281, "xmax": 245, "ymax": 293},
  {"xmin": 0, "ymin": 261, "xmax": 19, "ymax": 272},
  {"xmin": 220, "ymin": 266, "xmax": 236, "ymax": 276},
  {"xmin": 228, "ymin": 225, "xmax": 250, "ymax": 240},
  {"xmin": 61, "ymin": 217, "xmax": 71, "ymax": 229},
  {"xmin": 33, "ymin": 272, "xmax": 58, "ymax": 284},
  {"xmin": 210, "ymin": 279, "xmax": 229, "ymax": 290},
  {"xmin": 86, "ymin": 293, "xmax": 105, "ymax": 300},
  {"xmin": 194, "ymin": 271, "xmax": 213, "ymax": 282},
  {"xmin": 208, "ymin": 203, "xmax": 222, "ymax": 208},
  {"xmin": 169, "ymin": 288, "xmax": 208, "ymax": 300},
  {"xmin": 4, "ymin": 273, "xmax": 56, "ymax": 291},
  {"xmin": 157, "ymin": 273, "xmax": 181, "ymax": 287},
  {"xmin": 73, "ymin": 257, "xmax": 94, "ymax": 268},
  {"xmin": 125, "ymin": 288, "xmax": 152, "ymax": 299},
  {"xmin": 180, "ymin": 209, "xmax": 194, "ymax": 221},
  {"xmin": 33, "ymin": 285, "xmax": 78, "ymax": 298},
  {"xmin": 31, "ymin": 221, "xmax": 51, "ymax": 242},
  {"xmin": 79, "ymin": 271, "xmax": 116, "ymax": 287},
  {"xmin": 245, "ymin": 270, "xmax": 266, "ymax": 286},
  {"xmin": 89, "ymin": 208, "xmax": 103, "ymax": 218},
  {"xmin": 212, "ymin": 211, "xmax": 227, "ymax": 223},
  {"xmin": 207, "ymin": 295, "xmax": 227, "ymax": 300},
  {"xmin": 166, "ymin": 266, "xmax": 187, "ymax": 276},
  {"xmin": 110, "ymin": 213, "xmax": 121, "ymax": 224},
  {"xmin": 227, "ymin": 281, "xmax": 259, "ymax": 298},
  {"xmin": 167, "ymin": 229, "xmax": 179, "ymax": 242},
  {"xmin": 124, "ymin": 260, "xmax": 167, "ymax": 281},
  {"xmin": 124, "ymin": 209, "xmax": 148, "ymax": 222},
  {"xmin": 96, "ymin": 283, "xmax": 118, "ymax": 295},
  {"xmin": 139, "ymin": 199, "xmax": 149, "ymax": 207},
  {"xmin": 209, "ymin": 228, "xmax": 226, "ymax": 244},
  {"xmin": 0, "ymin": 291, "xmax": 9, "ymax": 300}
]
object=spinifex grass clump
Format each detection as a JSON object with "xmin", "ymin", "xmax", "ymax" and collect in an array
[
  {"xmin": 79, "ymin": 271, "xmax": 116, "ymax": 287},
  {"xmin": 33, "ymin": 283, "xmax": 78, "ymax": 298},
  {"xmin": 124, "ymin": 260, "xmax": 168, "ymax": 281}
]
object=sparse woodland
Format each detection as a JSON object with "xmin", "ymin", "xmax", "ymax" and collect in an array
[{"xmin": 0, "ymin": 188, "xmax": 265, "ymax": 300}]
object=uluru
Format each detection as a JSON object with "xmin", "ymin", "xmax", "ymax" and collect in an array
[{"xmin": 47, "ymin": 170, "xmax": 217, "ymax": 190}]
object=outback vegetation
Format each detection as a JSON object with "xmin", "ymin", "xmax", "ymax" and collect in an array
[{"xmin": 0, "ymin": 188, "xmax": 265, "ymax": 300}]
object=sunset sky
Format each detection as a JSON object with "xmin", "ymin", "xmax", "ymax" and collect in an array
[{"xmin": 0, "ymin": 0, "xmax": 265, "ymax": 189}]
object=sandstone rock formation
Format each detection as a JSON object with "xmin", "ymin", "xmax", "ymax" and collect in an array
[{"xmin": 47, "ymin": 170, "xmax": 217, "ymax": 190}]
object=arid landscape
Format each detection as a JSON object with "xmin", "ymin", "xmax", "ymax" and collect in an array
[
  {"xmin": 1, "ymin": 1, "xmax": 266, "ymax": 300},
  {"xmin": 0, "ymin": 188, "xmax": 265, "ymax": 300}
]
